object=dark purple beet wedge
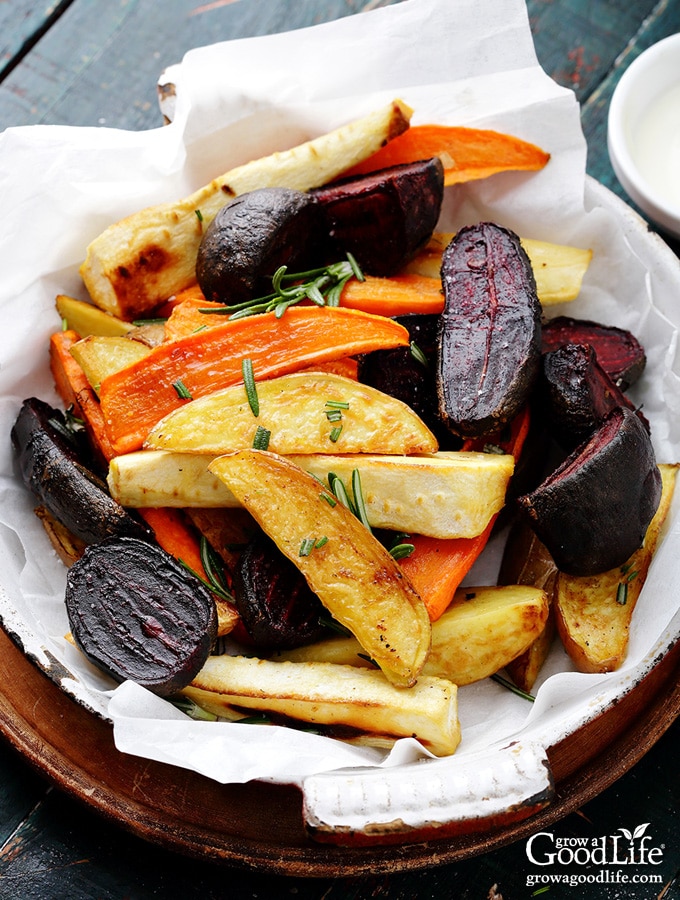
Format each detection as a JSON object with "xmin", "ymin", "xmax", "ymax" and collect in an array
[
  {"xmin": 65, "ymin": 536, "xmax": 217, "ymax": 695},
  {"xmin": 517, "ymin": 406, "xmax": 662, "ymax": 576},
  {"xmin": 436, "ymin": 222, "xmax": 542, "ymax": 439}
]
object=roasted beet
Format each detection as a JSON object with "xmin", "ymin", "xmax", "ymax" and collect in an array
[
  {"xmin": 312, "ymin": 158, "xmax": 444, "ymax": 275},
  {"xmin": 11, "ymin": 398, "xmax": 149, "ymax": 546},
  {"xmin": 436, "ymin": 222, "xmax": 542, "ymax": 439},
  {"xmin": 196, "ymin": 187, "xmax": 320, "ymax": 304},
  {"xmin": 540, "ymin": 343, "xmax": 649, "ymax": 449},
  {"xmin": 541, "ymin": 316, "xmax": 646, "ymax": 390},
  {"xmin": 65, "ymin": 536, "xmax": 217, "ymax": 695},
  {"xmin": 233, "ymin": 531, "xmax": 328, "ymax": 650},
  {"xmin": 357, "ymin": 313, "xmax": 458, "ymax": 447},
  {"xmin": 517, "ymin": 407, "xmax": 662, "ymax": 576}
]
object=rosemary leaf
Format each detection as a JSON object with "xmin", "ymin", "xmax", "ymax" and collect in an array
[
  {"xmin": 410, "ymin": 340, "xmax": 429, "ymax": 368},
  {"xmin": 329, "ymin": 424, "xmax": 343, "ymax": 442},
  {"xmin": 241, "ymin": 358, "xmax": 259, "ymax": 416},
  {"xmin": 616, "ymin": 581, "xmax": 628, "ymax": 605},
  {"xmin": 299, "ymin": 537, "xmax": 317, "ymax": 557},
  {"xmin": 389, "ymin": 542, "xmax": 415, "ymax": 560},
  {"xmin": 491, "ymin": 673, "xmax": 535, "ymax": 702},
  {"xmin": 351, "ymin": 469, "xmax": 372, "ymax": 533},
  {"xmin": 172, "ymin": 378, "xmax": 193, "ymax": 400},
  {"xmin": 252, "ymin": 425, "xmax": 271, "ymax": 450}
]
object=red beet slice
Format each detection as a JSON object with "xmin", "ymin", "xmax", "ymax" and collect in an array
[
  {"xmin": 65, "ymin": 536, "xmax": 217, "ymax": 695},
  {"xmin": 436, "ymin": 222, "xmax": 542, "ymax": 438},
  {"xmin": 541, "ymin": 316, "xmax": 646, "ymax": 390},
  {"xmin": 312, "ymin": 157, "xmax": 444, "ymax": 275},
  {"xmin": 517, "ymin": 407, "xmax": 661, "ymax": 576}
]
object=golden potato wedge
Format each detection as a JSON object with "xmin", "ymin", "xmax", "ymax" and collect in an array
[
  {"xmin": 56, "ymin": 294, "xmax": 133, "ymax": 337},
  {"xmin": 107, "ymin": 448, "xmax": 513, "ymax": 539},
  {"xmin": 276, "ymin": 584, "xmax": 549, "ymax": 686},
  {"xmin": 80, "ymin": 100, "xmax": 412, "ymax": 320},
  {"xmin": 555, "ymin": 463, "xmax": 678, "ymax": 673},
  {"xmin": 498, "ymin": 518, "xmax": 559, "ymax": 691},
  {"xmin": 406, "ymin": 232, "xmax": 592, "ymax": 305},
  {"xmin": 209, "ymin": 449, "xmax": 431, "ymax": 687},
  {"xmin": 182, "ymin": 655, "xmax": 460, "ymax": 756},
  {"xmin": 145, "ymin": 371, "xmax": 438, "ymax": 456},
  {"xmin": 70, "ymin": 335, "xmax": 151, "ymax": 393}
]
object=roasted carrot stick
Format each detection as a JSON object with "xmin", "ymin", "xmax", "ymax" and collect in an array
[
  {"xmin": 99, "ymin": 306, "xmax": 410, "ymax": 455},
  {"xmin": 400, "ymin": 406, "xmax": 532, "ymax": 621},
  {"xmin": 49, "ymin": 330, "xmax": 117, "ymax": 464},
  {"xmin": 341, "ymin": 124, "xmax": 550, "ymax": 186}
]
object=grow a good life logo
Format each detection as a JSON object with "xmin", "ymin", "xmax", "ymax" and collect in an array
[{"xmin": 525, "ymin": 823, "xmax": 666, "ymax": 891}]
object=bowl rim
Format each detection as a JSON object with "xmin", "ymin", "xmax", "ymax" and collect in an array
[{"xmin": 607, "ymin": 32, "xmax": 680, "ymax": 236}]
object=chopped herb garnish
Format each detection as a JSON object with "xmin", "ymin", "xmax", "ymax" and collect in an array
[
  {"xmin": 351, "ymin": 469, "xmax": 372, "ymax": 532},
  {"xmin": 320, "ymin": 492, "xmax": 337, "ymax": 507},
  {"xmin": 195, "ymin": 208, "xmax": 204, "ymax": 222},
  {"xmin": 616, "ymin": 582, "xmax": 628, "ymax": 605},
  {"xmin": 172, "ymin": 378, "xmax": 193, "ymax": 400},
  {"xmin": 325, "ymin": 399, "xmax": 350, "ymax": 410},
  {"xmin": 329, "ymin": 424, "xmax": 343, "ymax": 442},
  {"xmin": 325, "ymin": 408, "xmax": 343, "ymax": 423},
  {"xmin": 179, "ymin": 537, "xmax": 234, "ymax": 604},
  {"xmin": 410, "ymin": 340, "xmax": 429, "ymax": 368},
  {"xmin": 132, "ymin": 317, "xmax": 168, "ymax": 326},
  {"xmin": 318, "ymin": 614, "xmax": 352, "ymax": 636},
  {"xmin": 491, "ymin": 673, "xmax": 535, "ymax": 702},
  {"xmin": 483, "ymin": 443, "xmax": 505, "ymax": 455},
  {"xmin": 299, "ymin": 537, "xmax": 317, "ymax": 557},
  {"xmin": 389, "ymin": 542, "xmax": 415, "ymax": 560},
  {"xmin": 328, "ymin": 473, "xmax": 356, "ymax": 514},
  {"xmin": 197, "ymin": 255, "xmax": 364, "ymax": 320},
  {"xmin": 315, "ymin": 536, "xmax": 329, "ymax": 549},
  {"xmin": 252, "ymin": 425, "xmax": 271, "ymax": 450},
  {"xmin": 242, "ymin": 358, "xmax": 259, "ymax": 416}
]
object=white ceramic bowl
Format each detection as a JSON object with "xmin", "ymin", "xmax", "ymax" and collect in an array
[{"xmin": 608, "ymin": 33, "xmax": 680, "ymax": 238}]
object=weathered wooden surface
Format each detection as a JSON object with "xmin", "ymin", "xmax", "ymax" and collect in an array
[{"xmin": 0, "ymin": 0, "xmax": 679, "ymax": 896}]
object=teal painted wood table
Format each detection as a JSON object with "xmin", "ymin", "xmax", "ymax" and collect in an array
[{"xmin": 0, "ymin": 1, "xmax": 679, "ymax": 897}]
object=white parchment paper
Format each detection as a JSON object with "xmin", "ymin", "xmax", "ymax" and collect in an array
[{"xmin": 0, "ymin": 0, "xmax": 679, "ymax": 790}]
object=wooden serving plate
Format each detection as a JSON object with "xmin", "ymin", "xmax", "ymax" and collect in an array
[{"xmin": 0, "ymin": 621, "xmax": 677, "ymax": 876}]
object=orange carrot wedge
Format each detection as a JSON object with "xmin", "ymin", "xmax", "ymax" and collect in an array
[
  {"xmin": 138, "ymin": 507, "xmax": 239, "ymax": 636},
  {"xmin": 99, "ymin": 306, "xmax": 410, "ymax": 455},
  {"xmin": 400, "ymin": 406, "xmax": 532, "ymax": 621},
  {"xmin": 341, "ymin": 124, "xmax": 550, "ymax": 186},
  {"xmin": 49, "ymin": 330, "xmax": 117, "ymax": 464},
  {"xmin": 340, "ymin": 273, "xmax": 443, "ymax": 316}
]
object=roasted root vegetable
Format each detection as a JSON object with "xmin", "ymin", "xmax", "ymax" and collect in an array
[
  {"xmin": 436, "ymin": 222, "xmax": 542, "ymax": 439},
  {"xmin": 276, "ymin": 584, "xmax": 549, "ymax": 686},
  {"xmin": 541, "ymin": 316, "xmax": 646, "ymax": 390},
  {"xmin": 498, "ymin": 517, "xmax": 559, "ymax": 692},
  {"xmin": 339, "ymin": 123, "xmax": 550, "ymax": 186},
  {"xmin": 70, "ymin": 335, "xmax": 151, "ymax": 394},
  {"xmin": 312, "ymin": 157, "xmax": 444, "ymax": 275},
  {"xmin": 208, "ymin": 449, "xmax": 431, "ymax": 687},
  {"xmin": 182, "ymin": 655, "xmax": 460, "ymax": 756},
  {"xmin": 55, "ymin": 294, "xmax": 133, "ymax": 338},
  {"xmin": 232, "ymin": 531, "xmax": 327, "ymax": 650},
  {"xmin": 144, "ymin": 371, "xmax": 438, "ymax": 456},
  {"xmin": 554, "ymin": 463, "xmax": 678, "ymax": 673},
  {"xmin": 98, "ymin": 306, "xmax": 411, "ymax": 455},
  {"xmin": 108, "ymin": 449, "xmax": 514, "ymax": 540},
  {"xmin": 406, "ymin": 233, "xmax": 592, "ymax": 307},
  {"xmin": 196, "ymin": 187, "xmax": 320, "ymax": 304},
  {"xmin": 540, "ymin": 343, "xmax": 648, "ymax": 450},
  {"xmin": 79, "ymin": 99, "xmax": 413, "ymax": 320},
  {"xmin": 11, "ymin": 398, "xmax": 149, "ymax": 546},
  {"xmin": 65, "ymin": 536, "xmax": 217, "ymax": 696},
  {"xmin": 518, "ymin": 407, "xmax": 662, "ymax": 576}
]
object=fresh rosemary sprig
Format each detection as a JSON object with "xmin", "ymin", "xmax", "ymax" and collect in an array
[
  {"xmin": 242, "ymin": 357, "xmax": 259, "ymax": 416},
  {"xmin": 179, "ymin": 536, "xmax": 235, "ymax": 604},
  {"xmin": 491, "ymin": 673, "xmax": 535, "ymax": 702},
  {"xmin": 198, "ymin": 253, "xmax": 364, "ymax": 320}
]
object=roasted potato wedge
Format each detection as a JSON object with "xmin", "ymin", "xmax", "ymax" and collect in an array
[
  {"xmin": 145, "ymin": 371, "xmax": 438, "ymax": 456},
  {"xmin": 208, "ymin": 449, "xmax": 431, "ymax": 687},
  {"xmin": 56, "ymin": 294, "xmax": 133, "ymax": 338},
  {"xmin": 80, "ymin": 100, "xmax": 412, "ymax": 320},
  {"xmin": 406, "ymin": 232, "xmax": 592, "ymax": 306},
  {"xmin": 182, "ymin": 655, "xmax": 460, "ymax": 756},
  {"xmin": 107, "ymin": 448, "xmax": 513, "ymax": 539},
  {"xmin": 276, "ymin": 584, "xmax": 549, "ymax": 686},
  {"xmin": 70, "ymin": 335, "xmax": 151, "ymax": 393},
  {"xmin": 555, "ymin": 463, "xmax": 678, "ymax": 673},
  {"xmin": 498, "ymin": 518, "xmax": 559, "ymax": 691}
]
